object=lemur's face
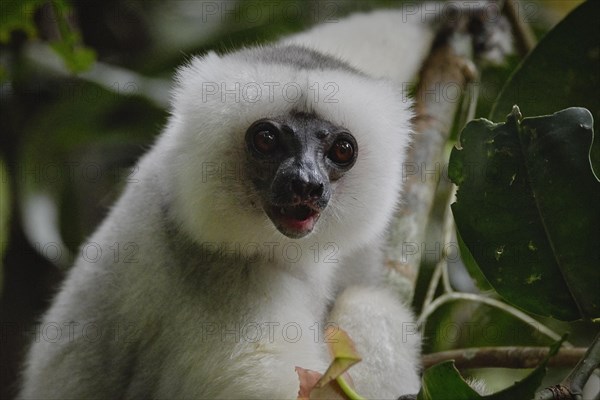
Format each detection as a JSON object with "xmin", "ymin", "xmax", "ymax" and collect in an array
[
  {"xmin": 169, "ymin": 51, "xmax": 412, "ymax": 248},
  {"xmin": 244, "ymin": 112, "xmax": 358, "ymax": 239}
]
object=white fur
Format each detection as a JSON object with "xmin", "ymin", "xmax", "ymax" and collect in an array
[
  {"xmin": 18, "ymin": 7, "xmax": 436, "ymax": 400},
  {"xmin": 166, "ymin": 52, "xmax": 413, "ymax": 253},
  {"xmin": 281, "ymin": 8, "xmax": 435, "ymax": 83},
  {"xmin": 330, "ymin": 287, "xmax": 421, "ymax": 397}
]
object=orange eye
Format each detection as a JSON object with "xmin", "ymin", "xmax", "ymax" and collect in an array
[
  {"xmin": 253, "ymin": 130, "xmax": 278, "ymax": 154},
  {"xmin": 328, "ymin": 139, "xmax": 355, "ymax": 165}
]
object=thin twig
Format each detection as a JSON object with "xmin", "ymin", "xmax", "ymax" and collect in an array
[
  {"xmin": 417, "ymin": 292, "xmax": 570, "ymax": 346},
  {"xmin": 421, "ymin": 184, "xmax": 457, "ymax": 312},
  {"xmin": 440, "ymin": 186, "xmax": 458, "ymax": 294},
  {"xmin": 503, "ymin": 0, "xmax": 537, "ymax": 56},
  {"xmin": 24, "ymin": 42, "xmax": 171, "ymax": 108},
  {"xmin": 562, "ymin": 330, "xmax": 600, "ymax": 397},
  {"xmin": 422, "ymin": 261, "xmax": 443, "ymax": 313},
  {"xmin": 534, "ymin": 331, "xmax": 600, "ymax": 400},
  {"xmin": 440, "ymin": 256, "xmax": 453, "ymax": 294}
]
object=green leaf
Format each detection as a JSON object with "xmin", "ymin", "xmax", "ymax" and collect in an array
[
  {"xmin": 449, "ymin": 106, "xmax": 600, "ymax": 321},
  {"xmin": 418, "ymin": 338, "xmax": 566, "ymax": 400},
  {"xmin": 484, "ymin": 336, "xmax": 565, "ymax": 400},
  {"xmin": 0, "ymin": 0, "xmax": 45, "ymax": 43},
  {"xmin": 455, "ymin": 227, "xmax": 492, "ymax": 292},
  {"xmin": 50, "ymin": 41, "xmax": 96, "ymax": 73},
  {"xmin": 316, "ymin": 326, "xmax": 362, "ymax": 389},
  {"xmin": 1, "ymin": 0, "xmax": 96, "ymax": 73},
  {"xmin": 490, "ymin": 0, "xmax": 600, "ymax": 174},
  {"xmin": 48, "ymin": 0, "xmax": 96, "ymax": 73},
  {"xmin": 417, "ymin": 361, "xmax": 482, "ymax": 400}
]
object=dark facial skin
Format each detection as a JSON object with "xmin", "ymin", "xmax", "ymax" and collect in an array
[{"xmin": 245, "ymin": 111, "xmax": 358, "ymax": 238}]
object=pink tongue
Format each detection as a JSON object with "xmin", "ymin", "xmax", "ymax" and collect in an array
[{"xmin": 281, "ymin": 214, "xmax": 315, "ymax": 231}]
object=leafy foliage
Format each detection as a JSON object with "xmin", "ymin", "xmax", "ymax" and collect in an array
[
  {"xmin": 296, "ymin": 326, "xmax": 363, "ymax": 399},
  {"xmin": 2, "ymin": 0, "xmax": 598, "ymax": 398},
  {"xmin": 0, "ymin": 0, "xmax": 95, "ymax": 75},
  {"xmin": 0, "ymin": 0, "xmax": 43, "ymax": 43},
  {"xmin": 490, "ymin": 0, "xmax": 600, "ymax": 173},
  {"xmin": 17, "ymin": 80, "xmax": 166, "ymax": 257},
  {"xmin": 449, "ymin": 107, "xmax": 599, "ymax": 321},
  {"xmin": 418, "ymin": 361, "xmax": 483, "ymax": 400},
  {"xmin": 418, "ymin": 338, "xmax": 564, "ymax": 400},
  {"xmin": 446, "ymin": 0, "xmax": 599, "ymax": 328},
  {"xmin": 48, "ymin": 1, "xmax": 95, "ymax": 73},
  {"xmin": 430, "ymin": 3, "xmax": 600, "ymax": 395},
  {"xmin": 315, "ymin": 326, "xmax": 362, "ymax": 390}
]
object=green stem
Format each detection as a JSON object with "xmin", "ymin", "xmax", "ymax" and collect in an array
[
  {"xmin": 336, "ymin": 375, "xmax": 366, "ymax": 400},
  {"xmin": 417, "ymin": 292, "xmax": 569, "ymax": 346},
  {"xmin": 50, "ymin": 0, "xmax": 72, "ymax": 43}
]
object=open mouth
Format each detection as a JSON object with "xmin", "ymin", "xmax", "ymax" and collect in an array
[{"xmin": 266, "ymin": 204, "xmax": 321, "ymax": 238}]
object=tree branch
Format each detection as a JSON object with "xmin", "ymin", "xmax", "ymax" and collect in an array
[
  {"xmin": 535, "ymin": 331, "xmax": 600, "ymax": 400},
  {"xmin": 423, "ymin": 346, "xmax": 587, "ymax": 370},
  {"xmin": 503, "ymin": 0, "xmax": 537, "ymax": 56},
  {"xmin": 384, "ymin": 18, "xmax": 477, "ymax": 300},
  {"xmin": 24, "ymin": 42, "xmax": 171, "ymax": 108}
]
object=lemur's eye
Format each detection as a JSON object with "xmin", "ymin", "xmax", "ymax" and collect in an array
[
  {"xmin": 254, "ymin": 130, "xmax": 278, "ymax": 154},
  {"xmin": 328, "ymin": 138, "xmax": 356, "ymax": 166},
  {"xmin": 247, "ymin": 121, "xmax": 281, "ymax": 156}
]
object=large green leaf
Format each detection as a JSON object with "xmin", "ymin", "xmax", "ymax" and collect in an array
[
  {"xmin": 449, "ymin": 107, "xmax": 599, "ymax": 321},
  {"xmin": 490, "ymin": 0, "xmax": 600, "ymax": 173},
  {"xmin": 418, "ymin": 361, "xmax": 482, "ymax": 400}
]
